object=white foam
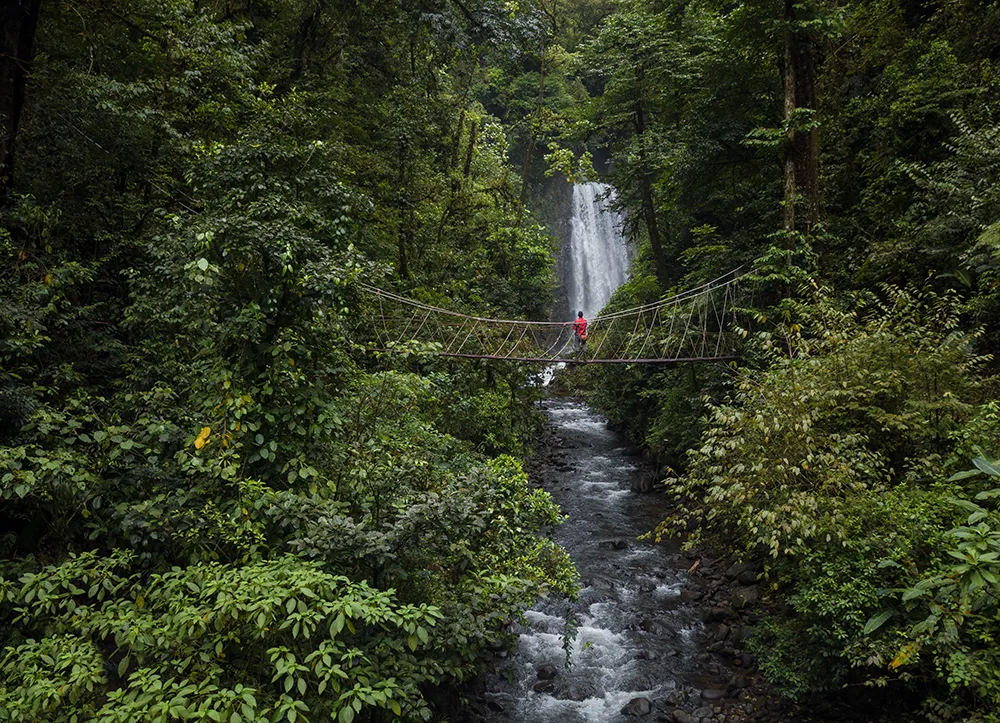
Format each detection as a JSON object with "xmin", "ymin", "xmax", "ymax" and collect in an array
[
  {"xmin": 517, "ymin": 688, "xmax": 659, "ymax": 723},
  {"xmin": 654, "ymin": 583, "xmax": 682, "ymax": 600},
  {"xmin": 560, "ymin": 420, "xmax": 609, "ymax": 433},
  {"xmin": 524, "ymin": 610, "xmax": 565, "ymax": 632}
]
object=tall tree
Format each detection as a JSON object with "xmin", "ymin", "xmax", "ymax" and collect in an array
[
  {"xmin": 781, "ymin": 0, "xmax": 824, "ymax": 232},
  {"xmin": 0, "ymin": 0, "xmax": 42, "ymax": 202}
]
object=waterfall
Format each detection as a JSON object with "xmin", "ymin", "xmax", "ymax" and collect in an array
[{"xmin": 566, "ymin": 182, "xmax": 632, "ymax": 319}]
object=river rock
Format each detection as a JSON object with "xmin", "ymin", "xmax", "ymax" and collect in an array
[
  {"xmin": 731, "ymin": 586, "xmax": 760, "ymax": 609},
  {"xmin": 703, "ymin": 606, "xmax": 738, "ymax": 623},
  {"xmin": 638, "ymin": 616, "xmax": 667, "ymax": 635},
  {"xmin": 729, "ymin": 673, "xmax": 752, "ymax": 690},
  {"xmin": 533, "ymin": 679, "xmax": 555, "ymax": 693},
  {"xmin": 536, "ymin": 663, "xmax": 558, "ymax": 680},
  {"xmin": 556, "ymin": 684, "xmax": 592, "ymax": 702},
  {"xmin": 599, "ymin": 538, "xmax": 632, "ymax": 550},
  {"xmin": 693, "ymin": 706, "xmax": 715, "ymax": 719},
  {"xmin": 729, "ymin": 624, "xmax": 751, "ymax": 645},
  {"xmin": 662, "ymin": 688, "xmax": 686, "ymax": 706},
  {"xmin": 701, "ymin": 689, "xmax": 727, "ymax": 701},
  {"xmin": 670, "ymin": 711, "xmax": 697, "ymax": 723},
  {"xmin": 621, "ymin": 697, "xmax": 652, "ymax": 716},
  {"xmin": 589, "ymin": 576, "xmax": 615, "ymax": 591},
  {"xmin": 631, "ymin": 470, "xmax": 656, "ymax": 493},
  {"xmin": 679, "ymin": 588, "xmax": 703, "ymax": 602},
  {"xmin": 724, "ymin": 561, "xmax": 761, "ymax": 584}
]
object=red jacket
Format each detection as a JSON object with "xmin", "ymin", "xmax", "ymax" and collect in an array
[{"xmin": 573, "ymin": 317, "xmax": 588, "ymax": 337}]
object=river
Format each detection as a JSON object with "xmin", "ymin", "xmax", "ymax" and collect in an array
[{"xmin": 481, "ymin": 397, "xmax": 763, "ymax": 723}]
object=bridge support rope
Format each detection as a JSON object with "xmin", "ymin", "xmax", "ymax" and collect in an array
[{"xmin": 355, "ymin": 268, "xmax": 749, "ymax": 364}]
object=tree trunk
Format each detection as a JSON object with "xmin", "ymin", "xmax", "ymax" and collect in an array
[
  {"xmin": 448, "ymin": 109, "xmax": 466, "ymax": 172},
  {"xmin": 288, "ymin": 0, "xmax": 327, "ymax": 86},
  {"xmin": 796, "ymin": 38, "xmax": 820, "ymax": 228},
  {"xmin": 397, "ymin": 141, "xmax": 410, "ymax": 280},
  {"xmin": 462, "ymin": 119, "xmax": 478, "ymax": 180},
  {"xmin": 782, "ymin": 6, "xmax": 797, "ymax": 234},
  {"xmin": 0, "ymin": 0, "xmax": 42, "ymax": 204},
  {"xmin": 782, "ymin": 0, "xmax": 821, "ymax": 234},
  {"xmin": 634, "ymin": 99, "xmax": 668, "ymax": 285},
  {"xmin": 517, "ymin": 49, "xmax": 546, "ymax": 219}
]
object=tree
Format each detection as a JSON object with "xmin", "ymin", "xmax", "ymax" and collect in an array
[{"xmin": 0, "ymin": 0, "xmax": 42, "ymax": 202}]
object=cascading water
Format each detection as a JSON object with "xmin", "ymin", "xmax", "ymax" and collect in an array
[
  {"xmin": 481, "ymin": 401, "xmax": 710, "ymax": 723},
  {"xmin": 565, "ymin": 182, "xmax": 632, "ymax": 319},
  {"xmin": 480, "ymin": 183, "xmax": 749, "ymax": 722}
]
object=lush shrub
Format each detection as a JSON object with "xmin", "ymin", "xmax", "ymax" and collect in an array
[{"xmin": 654, "ymin": 286, "xmax": 996, "ymax": 710}]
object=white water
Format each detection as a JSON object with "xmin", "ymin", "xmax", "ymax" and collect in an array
[
  {"xmin": 482, "ymin": 401, "xmax": 709, "ymax": 723},
  {"xmin": 566, "ymin": 182, "xmax": 632, "ymax": 319}
]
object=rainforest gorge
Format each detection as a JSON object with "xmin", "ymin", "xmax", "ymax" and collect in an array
[{"xmin": 2, "ymin": 0, "xmax": 1000, "ymax": 721}]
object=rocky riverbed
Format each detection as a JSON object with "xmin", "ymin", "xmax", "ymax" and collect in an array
[{"xmin": 468, "ymin": 397, "xmax": 815, "ymax": 723}]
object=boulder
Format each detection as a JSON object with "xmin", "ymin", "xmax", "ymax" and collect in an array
[
  {"xmin": 679, "ymin": 589, "xmax": 703, "ymax": 603},
  {"xmin": 536, "ymin": 663, "xmax": 558, "ymax": 681},
  {"xmin": 533, "ymin": 679, "xmax": 555, "ymax": 693},
  {"xmin": 639, "ymin": 616, "xmax": 666, "ymax": 635},
  {"xmin": 724, "ymin": 562, "xmax": 753, "ymax": 580},
  {"xmin": 599, "ymin": 538, "xmax": 631, "ymax": 550},
  {"xmin": 621, "ymin": 697, "xmax": 653, "ymax": 716},
  {"xmin": 671, "ymin": 711, "xmax": 697, "ymax": 723},
  {"xmin": 731, "ymin": 586, "xmax": 760, "ymax": 609},
  {"xmin": 703, "ymin": 606, "xmax": 738, "ymax": 623},
  {"xmin": 662, "ymin": 688, "xmax": 686, "ymax": 706},
  {"xmin": 632, "ymin": 470, "xmax": 656, "ymax": 493},
  {"xmin": 729, "ymin": 673, "xmax": 752, "ymax": 690}
]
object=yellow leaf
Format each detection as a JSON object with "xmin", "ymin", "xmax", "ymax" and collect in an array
[
  {"xmin": 136, "ymin": 594, "xmax": 144, "ymax": 609},
  {"xmin": 194, "ymin": 437, "xmax": 205, "ymax": 449},
  {"xmin": 44, "ymin": 273, "xmax": 53, "ymax": 285},
  {"xmin": 889, "ymin": 642, "xmax": 918, "ymax": 670},
  {"xmin": 198, "ymin": 426, "xmax": 211, "ymax": 440}
]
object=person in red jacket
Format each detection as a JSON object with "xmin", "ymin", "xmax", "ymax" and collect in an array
[{"xmin": 572, "ymin": 311, "xmax": 588, "ymax": 358}]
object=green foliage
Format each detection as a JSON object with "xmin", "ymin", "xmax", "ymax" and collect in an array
[
  {"xmin": 577, "ymin": 0, "xmax": 1000, "ymax": 719},
  {"xmin": 0, "ymin": 1, "xmax": 579, "ymax": 720},
  {"xmin": 863, "ymin": 455, "xmax": 1000, "ymax": 717},
  {"xmin": 653, "ymin": 286, "xmax": 992, "ymax": 704},
  {"xmin": 1, "ymin": 553, "xmax": 445, "ymax": 722}
]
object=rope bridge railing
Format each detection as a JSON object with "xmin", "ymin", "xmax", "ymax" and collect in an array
[{"xmin": 356, "ymin": 268, "xmax": 750, "ymax": 364}]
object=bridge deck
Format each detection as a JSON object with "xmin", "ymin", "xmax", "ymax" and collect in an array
[
  {"xmin": 359, "ymin": 268, "xmax": 750, "ymax": 364},
  {"xmin": 430, "ymin": 352, "xmax": 737, "ymax": 364}
]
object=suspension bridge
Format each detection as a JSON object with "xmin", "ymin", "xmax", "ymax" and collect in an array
[{"xmin": 356, "ymin": 269, "xmax": 750, "ymax": 365}]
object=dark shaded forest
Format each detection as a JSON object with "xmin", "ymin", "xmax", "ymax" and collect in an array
[{"xmin": 3, "ymin": 0, "xmax": 1000, "ymax": 721}]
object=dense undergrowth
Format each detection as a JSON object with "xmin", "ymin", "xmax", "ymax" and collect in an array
[
  {"xmin": 576, "ymin": 0, "xmax": 1000, "ymax": 720},
  {"xmin": 6, "ymin": 0, "xmax": 1000, "ymax": 720},
  {"xmin": 0, "ymin": 2, "xmax": 581, "ymax": 721}
]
